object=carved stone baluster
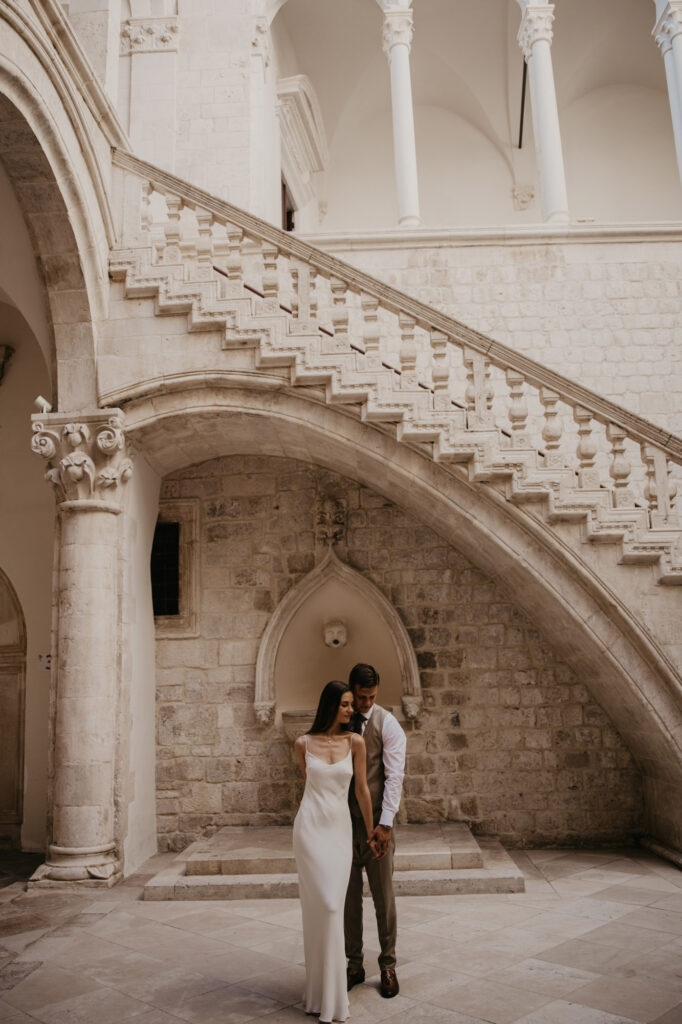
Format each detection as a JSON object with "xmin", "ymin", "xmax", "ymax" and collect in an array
[
  {"xmin": 140, "ymin": 181, "xmax": 152, "ymax": 235},
  {"xmin": 309, "ymin": 267, "xmax": 318, "ymax": 323},
  {"xmin": 430, "ymin": 331, "xmax": 451, "ymax": 411},
  {"xmin": 330, "ymin": 276, "xmax": 349, "ymax": 348},
  {"xmin": 540, "ymin": 387, "xmax": 563, "ymax": 467},
  {"xmin": 162, "ymin": 194, "xmax": 183, "ymax": 264},
  {"xmin": 362, "ymin": 294, "xmax": 381, "ymax": 369},
  {"xmin": 221, "ymin": 225, "xmax": 244, "ymax": 298},
  {"xmin": 463, "ymin": 348, "xmax": 494, "ymax": 428},
  {"xmin": 606, "ymin": 423, "xmax": 634, "ymax": 507},
  {"xmin": 195, "ymin": 210, "xmax": 214, "ymax": 280},
  {"xmin": 641, "ymin": 444, "xmax": 680, "ymax": 527},
  {"xmin": 290, "ymin": 265, "xmax": 300, "ymax": 320},
  {"xmin": 506, "ymin": 369, "xmax": 528, "ymax": 446},
  {"xmin": 399, "ymin": 314, "xmax": 418, "ymax": 389},
  {"xmin": 573, "ymin": 406, "xmax": 599, "ymax": 488},
  {"xmin": 261, "ymin": 243, "xmax": 279, "ymax": 311}
]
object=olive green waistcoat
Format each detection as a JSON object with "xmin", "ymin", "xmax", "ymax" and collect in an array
[{"xmin": 349, "ymin": 704, "xmax": 387, "ymax": 823}]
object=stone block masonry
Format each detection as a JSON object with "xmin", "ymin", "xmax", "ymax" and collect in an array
[
  {"xmin": 155, "ymin": 455, "xmax": 642, "ymax": 852},
  {"xmin": 318, "ymin": 233, "xmax": 682, "ymax": 437}
]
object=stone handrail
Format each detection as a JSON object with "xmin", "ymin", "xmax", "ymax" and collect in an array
[{"xmin": 112, "ymin": 147, "xmax": 681, "ymax": 464}]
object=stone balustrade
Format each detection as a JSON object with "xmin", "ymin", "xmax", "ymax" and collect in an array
[{"xmin": 110, "ymin": 149, "xmax": 682, "ymax": 581}]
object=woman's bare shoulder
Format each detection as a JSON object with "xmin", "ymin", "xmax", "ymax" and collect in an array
[
  {"xmin": 350, "ymin": 732, "xmax": 365, "ymax": 749},
  {"xmin": 294, "ymin": 734, "xmax": 308, "ymax": 750}
]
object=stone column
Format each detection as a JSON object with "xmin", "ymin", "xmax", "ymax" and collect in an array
[
  {"xmin": 653, "ymin": 1, "xmax": 682, "ymax": 189},
  {"xmin": 382, "ymin": 4, "xmax": 421, "ymax": 227},
  {"xmin": 30, "ymin": 411, "xmax": 132, "ymax": 885},
  {"xmin": 517, "ymin": 1, "xmax": 569, "ymax": 224}
]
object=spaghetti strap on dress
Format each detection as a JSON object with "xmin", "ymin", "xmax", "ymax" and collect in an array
[{"xmin": 293, "ymin": 736, "xmax": 353, "ymax": 1023}]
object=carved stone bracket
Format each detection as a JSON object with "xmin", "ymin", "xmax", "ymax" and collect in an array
[
  {"xmin": 120, "ymin": 17, "xmax": 179, "ymax": 55},
  {"xmin": 512, "ymin": 184, "xmax": 535, "ymax": 211},
  {"xmin": 382, "ymin": 9, "xmax": 414, "ymax": 57},
  {"xmin": 251, "ymin": 16, "xmax": 271, "ymax": 67},
  {"xmin": 31, "ymin": 409, "xmax": 133, "ymax": 511},
  {"xmin": 315, "ymin": 492, "xmax": 346, "ymax": 546},
  {"xmin": 517, "ymin": 4, "xmax": 555, "ymax": 60},
  {"xmin": 654, "ymin": 2, "xmax": 682, "ymax": 54}
]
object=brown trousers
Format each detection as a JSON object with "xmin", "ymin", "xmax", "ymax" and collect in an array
[{"xmin": 344, "ymin": 816, "xmax": 397, "ymax": 970}]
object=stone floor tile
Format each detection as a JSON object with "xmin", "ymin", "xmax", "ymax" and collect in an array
[
  {"xmin": 158, "ymin": 982, "xmax": 284, "ymax": 1024},
  {"xmin": 578, "ymin": 919, "xmax": 677, "ymax": 954},
  {"xmin": 553, "ymin": 899, "xmax": 640, "ymax": 923},
  {"xmin": 177, "ymin": 944, "xmax": 293, "ymax": 984},
  {"xmin": 250, "ymin": 935, "xmax": 306, "ymax": 964},
  {"xmin": 569, "ymin": 974, "xmax": 682, "ymax": 1022},
  {"xmin": 239, "ymin": 963, "xmax": 306, "ymax": 1003},
  {"xmin": 379, "ymin": 1005, "xmax": 481, "ymax": 1024},
  {"xmin": 157, "ymin": 907, "xmax": 249, "ymax": 935},
  {"xmin": 514, "ymin": 1000, "xmax": 639, "ymax": 1023},
  {"xmin": 412, "ymin": 916, "xmax": 495, "ymax": 944},
  {"xmin": 613, "ymin": 907, "xmax": 682, "ymax": 936},
  {"xmin": 206, "ymin": 918, "xmax": 295, "ymax": 949},
  {"xmin": 1, "ymin": 964, "xmax": 101, "ymax": 1012},
  {"xmin": 0, "ymin": 958, "xmax": 41, "ymax": 992},
  {"xmin": 429, "ymin": 942, "xmax": 526, "ymax": 976},
  {"xmin": 383, "ymin": 959, "xmax": 473, "ymax": 1001},
  {"xmin": 27, "ymin": 986, "xmax": 153, "ymax": 1024},
  {"xmin": 608, "ymin": 938, "xmax": 682, "ymax": 996},
  {"xmin": 341, "ymin": 982, "xmax": 413, "ymax": 1023},
  {"xmin": 649, "ymin": 1006, "xmax": 682, "ymax": 1024},
  {"xmin": 462, "ymin": 925, "xmax": 562, "ymax": 959},
  {"xmin": 535, "ymin": 938, "xmax": 639, "ymax": 974},
  {"xmin": 650, "ymin": 893, "xmax": 682, "ymax": 913},
  {"xmin": 486, "ymin": 957, "xmax": 600, "ymax": 998},
  {"xmin": 589, "ymin": 885, "xmax": 677, "ymax": 906},
  {"xmin": 430, "ymin": 976, "xmax": 551, "ymax": 1023},
  {"xmin": 81, "ymin": 900, "xmax": 121, "ymax": 915}
]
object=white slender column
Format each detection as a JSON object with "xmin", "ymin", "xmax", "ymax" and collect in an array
[
  {"xmin": 382, "ymin": 4, "xmax": 421, "ymax": 227},
  {"xmin": 30, "ymin": 411, "xmax": 132, "ymax": 885},
  {"xmin": 653, "ymin": 1, "xmax": 682, "ymax": 190},
  {"xmin": 517, "ymin": 2, "xmax": 569, "ymax": 224}
]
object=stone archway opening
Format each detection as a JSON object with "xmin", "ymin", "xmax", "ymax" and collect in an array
[{"xmin": 0, "ymin": 569, "xmax": 26, "ymax": 847}]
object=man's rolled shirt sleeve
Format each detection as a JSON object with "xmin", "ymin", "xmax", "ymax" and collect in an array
[{"xmin": 379, "ymin": 712, "xmax": 407, "ymax": 827}]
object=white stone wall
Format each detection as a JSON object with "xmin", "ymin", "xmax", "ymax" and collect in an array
[
  {"xmin": 311, "ymin": 230, "xmax": 682, "ymax": 436},
  {"xmin": 154, "ymin": 454, "xmax": 642, "ymax": 852}
]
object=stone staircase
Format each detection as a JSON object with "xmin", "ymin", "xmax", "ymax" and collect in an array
[
  {"xmin": 108, "ymin": 149, "xmax": 682, "ymax": 585},
  {"xmin": 143, "ymin": 824, "xmax": 524, "ymax": 900}
]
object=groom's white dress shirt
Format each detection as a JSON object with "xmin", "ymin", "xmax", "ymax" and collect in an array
[{"xmin": 357, "ymin": 704, "xmax": 406, "ymax": 828}]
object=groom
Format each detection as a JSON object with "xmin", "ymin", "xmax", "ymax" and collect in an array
[{"xmin": 345, "ymin": 663, "xmax": 407, "ymax": 999}]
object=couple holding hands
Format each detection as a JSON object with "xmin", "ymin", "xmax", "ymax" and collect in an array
[{"xmin": 293, "ymin": 663, "xmax": 407, "ymax": 1023}]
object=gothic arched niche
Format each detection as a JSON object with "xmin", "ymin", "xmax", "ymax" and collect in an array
[
  {"xmin": 255, "ymin": 548, "xmax": 421, "ymax": 729},
  {"xmin": 0, "ymin": 568, "xmax": 26, "ymax": 844}
]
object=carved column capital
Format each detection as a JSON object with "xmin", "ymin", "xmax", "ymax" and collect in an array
[
  {"xmin": 382, "ymin": 8, "xmax": 414, "ymax": 57},
  {"xmin": 517, "ymin": 4, "xmax": 555, "ymax": 60},
  {"xmin": 120, "ymin": 17, "xmax": 179, "ymax": 55},
  {"xmin": 654, "ymin": 2, "xmax": 682, "ymax": 54},
  {"xmin": 31, "ymin": 410, "xmax": 133, "ymax": 512}
]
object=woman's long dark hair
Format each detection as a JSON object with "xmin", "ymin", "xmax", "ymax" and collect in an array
[{"xmin": 309, "ymin": 680, "xmax": 352, "ymax": 735}]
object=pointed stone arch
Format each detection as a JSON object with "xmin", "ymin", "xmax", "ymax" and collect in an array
[{"xmin": 254, "ymin": 546, "xmax": 422, "ymax": 726}]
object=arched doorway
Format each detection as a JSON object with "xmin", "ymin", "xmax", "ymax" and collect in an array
[{"xmin": 0, "ymin": 570, "xmax": 26, "ymax": 846}]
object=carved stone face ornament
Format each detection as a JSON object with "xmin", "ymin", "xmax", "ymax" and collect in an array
[{"xmin": 323, "ymin": 619, "xmax": 347, "ymax": 648}]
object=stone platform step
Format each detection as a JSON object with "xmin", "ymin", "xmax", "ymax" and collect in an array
[{"xmin": 143, "ymin": 824, "xmax": 524, "ymax": 900}]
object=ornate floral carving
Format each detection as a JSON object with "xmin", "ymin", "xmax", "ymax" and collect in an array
[
  {"xmin": 382, "ymin": 9, "xmax": 414, "ymax": 57},
  {"xmin": 315, "ymin": 493, "xmax": 346, "ymax": 546},
  {"xmin": 517, "ymin": 5, "xmax": 555, "ymax": 60},
  {"xmin": 654, "ymin": 3, "xmax": 682, "ymax": 54},
  {"xmin": 120, "ymin": 17, "xmax": 179, "ymax": 55},
  {"xmin": 31, "ymin": 411, "xmax": 133, "ymax": 508}
]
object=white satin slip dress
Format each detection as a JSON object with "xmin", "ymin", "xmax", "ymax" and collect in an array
[{"xmin": 292, "ymin": 736, "xmax": 353, "ymax": 1023}]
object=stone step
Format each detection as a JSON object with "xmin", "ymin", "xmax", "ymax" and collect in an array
[{"xmin": 143, "ymin": 824, "xmax": 523, "ymax": 900}]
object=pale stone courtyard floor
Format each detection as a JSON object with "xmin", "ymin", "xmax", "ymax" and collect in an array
[{"xmin": 1, "ymin": 847, "xmax": 681, "ymax": 1024}]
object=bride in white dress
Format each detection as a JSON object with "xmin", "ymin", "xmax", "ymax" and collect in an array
[{"xmin": 293, "ymin": 681, "xmax": 376, "ymax": 1024}]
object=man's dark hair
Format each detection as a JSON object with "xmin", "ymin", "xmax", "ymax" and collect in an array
[{"xmin": 349, "ymin": 663, "xmax": 380, "ymax": 690}]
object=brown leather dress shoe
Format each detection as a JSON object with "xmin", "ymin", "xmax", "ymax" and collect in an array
[
  {"xmin": 380, "ymin": 967, "xmax": 399, "ymax": 998},
  {"xmin": 346, "ymin": 965, "xmax": 365, "ymax": 991}
]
